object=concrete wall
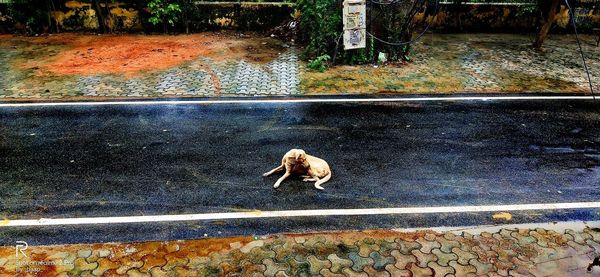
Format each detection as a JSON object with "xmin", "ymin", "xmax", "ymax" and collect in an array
[
  {"xmin": 423, "ymin": 3, "xmax": 600, "ymax": 32},
  {"xmin": 0, "ymin": 0, "xmax": 294, "ymax": 33},
  {"xmin": 1, "ymin": 1, "xmax": 599, "ymax": 34}
]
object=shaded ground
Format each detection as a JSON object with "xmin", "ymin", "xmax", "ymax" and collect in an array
[
  {"xmin": 1, "ymin": 226, "xmax": 599, "ymax": 276},
  {"xmin": 0, "ymin": 33, "xmax": 598, "ymax": 100},
  {"xmin": 302, "ymin": 34, "xmax": 600, "ymax": 94}
]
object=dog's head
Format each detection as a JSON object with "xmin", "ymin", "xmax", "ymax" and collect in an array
[{"xmin": 291, "ymin": 149, "xmax": 307, "ymax": 162}]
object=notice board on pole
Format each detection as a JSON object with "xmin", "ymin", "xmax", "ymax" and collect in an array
[{"xmin": 343, "ymin": 0, "xmax": 366, "ymax": 50}]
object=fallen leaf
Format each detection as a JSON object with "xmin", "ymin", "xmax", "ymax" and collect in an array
[{"xmin": 492, "ymin": 212, "xmax": 513, "ymax": 221}]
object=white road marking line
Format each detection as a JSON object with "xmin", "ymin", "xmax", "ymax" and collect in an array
[
  {"xmin": 0, "ymin": 95, "xmax": 595, "ymax": 107},
  {"xmin": 400, "ymin": 220, "xmax": 600, "ymax": 234},
  {"xmin": 2, "ymin": 202, "xmax": 600, "ymax": 227}
]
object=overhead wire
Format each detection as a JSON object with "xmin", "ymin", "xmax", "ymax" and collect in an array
[{"xmin": 564, "ymin": 0, "xmax": 595, "ymax": 100}]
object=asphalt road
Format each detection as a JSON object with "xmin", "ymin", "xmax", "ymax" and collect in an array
[{"xmin": 1, "ymin": 98, "xmax": 599, "ymax": 244}]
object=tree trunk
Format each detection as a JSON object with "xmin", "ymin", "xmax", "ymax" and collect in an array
[
  {"xmin": 45, "ymin": 0, "xmax": 60, "ymax": 33},
  {"xmin": 92, "ymin": 0, "xmax": 106, "ymax": 33},
  {"xmin": 533, "ymin": 0, "xmax": 560, "ymax": 49},
  {"xmin": 135, "ymin": 0, "xmax": 150, "ymax": 33}
]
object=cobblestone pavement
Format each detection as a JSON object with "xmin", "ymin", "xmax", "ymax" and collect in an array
[
  {"xmin": 0, "ymin": 48, "xmax": 299, "ymax": 99},
  {"xmin": 1, "ymin": 225, "xmax": 599, "ymax": 276},
  {"xmin": 0, "ymin": 33, "xmax": 598, "ymax": 100}
]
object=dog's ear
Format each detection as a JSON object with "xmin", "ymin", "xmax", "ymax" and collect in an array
[{"xmin": 296, "ymin": 151, "xmax": 306, "ymax": 161}]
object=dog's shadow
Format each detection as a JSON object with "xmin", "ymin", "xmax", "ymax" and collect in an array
[{"xmin": 262, "ymin": 175, "xmax": 329, "ymax": 192}]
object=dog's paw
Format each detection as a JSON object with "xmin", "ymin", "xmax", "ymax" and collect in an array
[
  {"xmin": 314, "ymin": 185, "xmax": 325, "ymax": 190},
  {"xmin": 273, "ymin": 183, "xmax": 280, "ymax": 189},
  {"xmin": 262, "ymin": 172, "xmax": 269, "ymax": 177}
]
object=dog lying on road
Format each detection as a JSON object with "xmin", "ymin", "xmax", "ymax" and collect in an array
[{"xmin": 263, "ymin": 149, "xmax": 332, "ymax": 190}]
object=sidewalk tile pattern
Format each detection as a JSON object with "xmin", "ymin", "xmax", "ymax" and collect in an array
[{"xmin": 1, "ymin": 227, "xmax": 599, "ymax": 276}]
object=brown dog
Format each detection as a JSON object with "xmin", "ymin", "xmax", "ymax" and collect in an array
[{"xmin": 263, "ymin": 149, "xmax": 332, "ymax": 190}]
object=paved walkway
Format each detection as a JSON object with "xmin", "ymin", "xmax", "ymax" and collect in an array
[
  {"xmin": 0, "ymin": 33, "xmax": 598, "ymax": 100},
  {"xmin": 1, "ymin": 225, "xmax": 599, "ymax": 276}
]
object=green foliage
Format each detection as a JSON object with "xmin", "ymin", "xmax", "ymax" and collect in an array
[
  {"xmin": 516, "ymin": 4, "xmax": 538, "ymax": 17},
  {"xmin": 307, "ymin": 54, "xmax": 331, "ymax": 72},
  {"xmin": 296, "ymin": 0, "xmax": 341, "ymax": 59},
  {"xmin": 147, "ymin": 0, "xmax": 182, "ymax": 30},
  {"xmin": 5, "ymin": 2, "xmax": 46, "ymax": 35}
]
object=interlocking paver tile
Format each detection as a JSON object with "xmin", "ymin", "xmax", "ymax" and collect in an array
[
  {"xmin": 304, "ymin": 236, "xmax": 327, "ymax": 248},
  {"xmin": 149, "ymin": 266, "xmax": 171, "ymax": 277},
  {"xmin": 274, "ymin": 270, "xmax": 291, "ymax": 277},
  {"xmin": 427, "ymin": 261, "xmax": 455, "ymax": 277},
  {"xmin": 390, "ymin": 250, "xmax": 418, "ymax": 269},
  {"xmin": 342, "ymin": 267, "xmax": 369, "ymax": 277},
  {"xmin": 306, "ymin": 255, "xmax": 331, "ymax": 275},
  {"xmin": 448, "ymin": 260, "xmax": 477, "ymax": 277},
  {"xmin": 358, "ymin": 239, "xmax": 381, "ymax": 257},
  {"xmin": 319, "ymin": 268, "xmax": 345, "ymax": 277},
  {"xmin": 451, "ymin": 247, "xmax": 477, "ymax": 265},
  {"xmin": 437, "ymin": 236, "xmax": 461, "ymax": 253},
  {"xmin": 119, "ymin": 260, "xmax": 145, "ymax": 274},
  {"xmin": 140, "ymin": 255, "xmax": 168, "ymax": 273},
  {"xmin": 566, "ymin": 229, "xmax": 592, "ymax": 245},
  {"xmin": 72, "ymin": 257, "xmax": 99, "ymax": 272},
  {"xmin": 348, "ymin": 252, "xmax": 374, "ymax": 272},
  {"xmin": 3, "ymin": 227, "xmax": 600, "ymax": 276},
  {"xmin": 471, "ymin": 245, "xmax": 498, "ymax": 263},
  {"xmin": 396, "ymin": 240, "xmax": 422, "ymax": 255},
  {"xmin": 240, "ymin": 240, "xmax": 265, "ymax": 253},
  {"xmin": 529, "ymin": 230, "xmax": 550, "ymax": 248},
  {"xmin": 412, "ymin": 249, "xmax": 438, "ymax": 268},
  {"xmin": 173, "ymin": 266, "xmax": 199, "ymax": 276},
  {"xmin": 417, "ymin": 237, "xmax": 442, "ymax": 254},
  {"xmin": 263, "ymin": 258, "xmax": 290, "ymax": 277},
  {"xmin": 384, "ymin": 264, "xmax": 411, "ymax": 276},
  {"xmin": 362, "ymin": 265, "xmax": 390, "ymax": 277},
  {"xmin": 249, "ymin": 247, "xmax": 276, "ymax": 264},
  {"xmin": 432, "ymin": 248, "xmax": 458, "ymax": 266},
  {"xmin": 91, "ymin": 257, "xmax": 120, "ymax": 276},
  {"xmin": 242, "ymin": 263, "xmax": 267, "ymax": 276},
  {"xmin": 510, "ymin": 230, "xmax": 537, "ymax": 246},
  {"xmin": 162, "ymin": 254, "xmax": 190, "ymax": 271},
  {"xmin": 585, "ymin": 239, "xmax": 600, "ymax": 252},
  {"xmin": 510, "ymin": 256, "xmax": 535, "ymax": 275},
  {"xmin": 77, "ymin": 249, "xmax": 92, "ymax": 258},
  {"xmin": 406, "ymin": 262, "xmax": 434, "ymax": 276},
  {"xmin": 77, "ymin": 270, "xmax": 96, "ymax": 277},
  {"xmin": 498, "ymin": 229, "xmax": 516, "ymax": 240},
  {"xmin": 369, "ymin": 251, "xmax": 395, "ymax": 270},
  {"xmin": 327, "ymin": 253, "xmax": 353, "ymax": 273},
  {"xmin": 377, "ymin": 240, "xmax": 398, "ymax": 256},
  {"xmin": 493, "ymin": 260, "xmax": 513, "ymax": 276},
  {"xmin": 567, "ymin": 240, "xmax": 594, "ymax": 255},
  {"xmin": 98, "ymin": 249, "xmax": 112, "ymax": 258},
  {"xmin": 468, "ymin": 258, "xmax": 495, "ymax": 275}
]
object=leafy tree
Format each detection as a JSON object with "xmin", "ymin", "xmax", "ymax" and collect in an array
[{"xmin": 147, "ymin": 0, "xmax": 182, "ymax": 33}]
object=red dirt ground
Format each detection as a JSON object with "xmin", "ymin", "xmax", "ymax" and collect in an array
[{"xmin": 1, "ymin": 33, "xmax": 285, "ymax": 77}]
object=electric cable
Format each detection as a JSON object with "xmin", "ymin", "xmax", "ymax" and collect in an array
[{"xmin": 564, "ymin": 0, "xmax": 596, "ymax": 100}]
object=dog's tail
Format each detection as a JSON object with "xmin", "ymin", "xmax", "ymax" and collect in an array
[{"xmin": 314, "ymin": 171, "xmax": 332, "ymax": 190}]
